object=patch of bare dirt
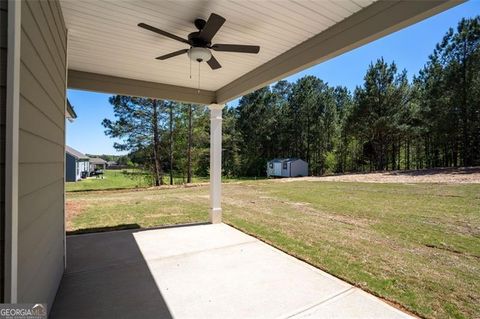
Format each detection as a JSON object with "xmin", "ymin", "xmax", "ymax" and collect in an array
[
  {"xmin": 65, "ymin": 200, "xmax": 88, "ymax": 231},
  {"xmin": 279, "ymin": 167, "xmax": 480, "ymax": 184}
]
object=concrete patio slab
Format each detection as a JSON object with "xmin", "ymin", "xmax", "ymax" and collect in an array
[
  {"xmin": 51, "ymin": 223, "xmax": 414, "ymax": 319},
  {"xmin": 290, "ymin": 288, "xmax": 412, "ymax": 319},
  {"xmin": 133, "ymin": 222, "xmax": 255, "ymax": 259},
  {"xmin": 50, "ymin": 228, "xmax": 173, "ymax": 319}
]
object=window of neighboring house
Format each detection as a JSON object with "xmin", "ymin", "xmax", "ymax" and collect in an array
[
  {"xmin": 283, "ymin": 162, "xmax": 288, "ymax": 169},
  {"xmin": 269, "ymin": 163, "xmax": 273, "ymax": 169}
]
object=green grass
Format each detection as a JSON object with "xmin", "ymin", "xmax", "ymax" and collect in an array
[
  {"xmin": 66, "ymin": 170, "xmax": 149, "ymax": 192},
  {"xmin": 66, "ymin": 186, "xmax": 209, "ymax": 232},
  {"xmin": 66, "ymin": 180, "xmax": 480, "ymax": 319},
  {"xmin": 65, "ymin": 169, "xmax": 209, "ymax": 192}
]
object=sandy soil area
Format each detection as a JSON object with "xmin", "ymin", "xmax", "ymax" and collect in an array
[{"xmin": 280, "ymin": 167, "xmax": 480, "ymax": 184}]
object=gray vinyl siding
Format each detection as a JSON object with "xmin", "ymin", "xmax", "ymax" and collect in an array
[
  {"xmin": 65, "ymin": 154, "xmax": 76, "ymax": 182},
  {"xmin": 17, "ymin": 0, "xmax": 66, "ymax": 307},
  {"xmin": 0, "ymin": 0, "xmax": 8, "ymax": 303}
]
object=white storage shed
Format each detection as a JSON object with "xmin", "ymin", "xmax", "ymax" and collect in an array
[{"xmin": 267, "ymin": 159, "xmax": 308, "ymax": 177}]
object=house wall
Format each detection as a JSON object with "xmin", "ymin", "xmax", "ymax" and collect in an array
[
  {"xmin": 0, "ymin": 0, "xmax": 8, "ymax": 303},
  {"xmin": 65, "ymin": 154, "xmax": 76, "ymax": 182},
  {"xmin": 17, "ymin": 0, "xmax": 66, "ymax": 306}
]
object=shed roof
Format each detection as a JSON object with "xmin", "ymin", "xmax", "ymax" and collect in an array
[
  {"xmin": 268, "ymin": 158, "xmax": 302, "ymax": 163},
  {"xmin": 66, "ymin": 145, "xmax": 89, "ymax": 160}
]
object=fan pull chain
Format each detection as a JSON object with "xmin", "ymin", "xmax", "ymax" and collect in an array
[
  {"xmin": 197, "ymin": 62, "xmax": 201, "ymax": 94},
  {"xmin": 189, "ymin": 58, "xmax": 192, "ymax": 79}
]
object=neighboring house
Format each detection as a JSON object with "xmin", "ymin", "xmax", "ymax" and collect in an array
[
  {"xmin": 106, "ymin": 160, "xmax": 117, "ymax": 168},
  {"xmin": 65, "ymin": 146, "xmax": 90, "ymax": 182},
  {"xmin": 267, "ymin": 159, "xmax": 308, "ymax": 177},
  {"xmin": 89, "ymin": 157, "xmax": 107, "ymax": 172}
]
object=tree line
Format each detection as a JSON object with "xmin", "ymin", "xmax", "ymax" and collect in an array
[{"xmin": 103, "ymin": 17, "xmax": 480, "ymax": 183}]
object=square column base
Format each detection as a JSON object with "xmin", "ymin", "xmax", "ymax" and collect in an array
[{"xmin": 209, "ymin": 208, "xmax": 222, "ymax": 224}]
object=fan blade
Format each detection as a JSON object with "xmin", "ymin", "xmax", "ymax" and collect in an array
[
  {"xmin": 207, "ymin": 55, "xmax": 222, "ymax": 70},
  {"xmin": 211, "ymin": 44, "xmax": 260, "ymax": 54},
  {"xmin": 138, "ymin": 23, "xmax": 189, "ymax": 44},
  {"xmin": 156, "ymin": 49, "xmax": 189, "ymax": 60},
  {"xmin": 199, "ymin": 13, "xmax": 226, "ymax": 42}
]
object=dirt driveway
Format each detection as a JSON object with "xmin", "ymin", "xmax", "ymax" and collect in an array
[{"xmin": 280, "ymin": 167, "xmax": 480, "ymax": 183}]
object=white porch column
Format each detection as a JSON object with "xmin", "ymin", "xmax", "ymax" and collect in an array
[{"xmin": 208, "ymin": 104, "xmax": 224, "ymax": 224}]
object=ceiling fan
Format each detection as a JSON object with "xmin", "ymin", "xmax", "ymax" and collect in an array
[{"xmin": 138, "ymin": 13, "xmax": 260, "ymax": 70}]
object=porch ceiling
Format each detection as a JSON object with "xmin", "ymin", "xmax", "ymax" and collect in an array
[{"xmin": 62, "ymin": 0, "xmax": 463, "ymax": 104}]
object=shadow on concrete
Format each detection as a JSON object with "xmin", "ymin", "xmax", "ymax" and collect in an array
[
  {"xmin": 66, "ymin": 223, "xmax": 142, "ymax": 235},
  {"xmin": 50, "ymin": 226, "xmax": 180, "ymax": 318},
  {"xmin": 66, "ymin": 221, "xmax": 210, "ymax": 236}
]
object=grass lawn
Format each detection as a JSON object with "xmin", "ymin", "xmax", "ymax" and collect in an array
[
  {"xmin": 66, "ymin": 180, "xmax": 480, "ymax": 319},
  {"xmin": 65, "ymin": 169, "xmax": 209, "ymax": 192}
]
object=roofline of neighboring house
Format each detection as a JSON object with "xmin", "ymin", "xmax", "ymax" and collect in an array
[
  {"xmin": 89, "ymin": 157, "xmax": 107, "ymax": 164},
  {"xmin": 66, "ymin": 99, "xmax": 77, "ymax": 121},
  {"xmin": 65, "ymin": 145, "xmax": 89, "ymax": 160}
]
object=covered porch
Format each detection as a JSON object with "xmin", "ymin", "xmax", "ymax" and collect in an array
[
  {"xmin": 2, "ymin": 0, "xmax": 464, "ymax": 314},
  {"xmin": 51, "ymin": 223, "xmax": 413, "ymax": 319}
]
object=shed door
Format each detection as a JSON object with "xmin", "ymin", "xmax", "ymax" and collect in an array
[{"xmin": 274, "ymin": 162, "xmax": 282, "ymax": 176}]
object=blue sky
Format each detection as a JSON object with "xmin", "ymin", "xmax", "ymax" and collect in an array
[{"xmin": 67, "ymin": 1, "xmax": 479, "ymax": 155}]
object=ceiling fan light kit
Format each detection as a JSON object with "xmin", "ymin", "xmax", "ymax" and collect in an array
[{"xmin": 188, "ymin": 47, "xmax": 212, "ymax": 63}]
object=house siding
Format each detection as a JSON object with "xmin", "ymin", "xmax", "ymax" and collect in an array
[
  {"xmin": 17, "ymin": 0, "xmax": 66, "ymax": 307},
  {"xmin": 0, "ymin": 0, "xmax": 8, "ymax": 303},
  {"xmin": 65, "ymin": 154, "xmax": 76, "ymax": 182}
]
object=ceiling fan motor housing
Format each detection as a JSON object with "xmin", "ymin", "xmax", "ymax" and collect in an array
[{"xmin": 188, "ymin": 32, "xmax": 211, "ymax": 47}]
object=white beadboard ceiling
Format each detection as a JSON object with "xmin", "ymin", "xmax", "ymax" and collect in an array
[{"xmin": 61, "ymin": 0, "xmax": 376, "ymax": 92}]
